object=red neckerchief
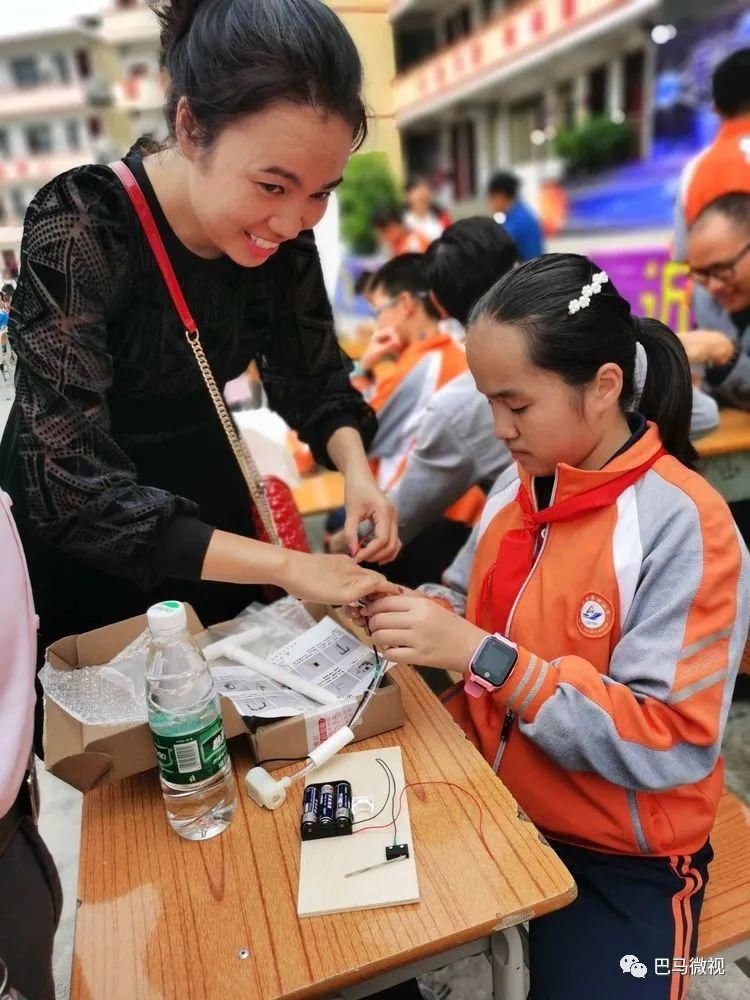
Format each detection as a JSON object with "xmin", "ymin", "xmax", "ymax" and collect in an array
[{"xmin": 477, "ymin": 448, "xmax": 665, "ymax": 634}]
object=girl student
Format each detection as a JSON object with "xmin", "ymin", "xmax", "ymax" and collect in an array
[{"xmin": 357, "ymin": 254, "xmax": 750, "ymax": 999}]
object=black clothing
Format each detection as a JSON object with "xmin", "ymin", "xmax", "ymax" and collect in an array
[{"xmin": 0, "ymin": 148, "xmax": 375, "ymax": 644}]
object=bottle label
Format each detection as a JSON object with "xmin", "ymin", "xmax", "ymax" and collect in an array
[{"xmin": 152, "ymin": 715, "xmax": 229, "ymax": 785}]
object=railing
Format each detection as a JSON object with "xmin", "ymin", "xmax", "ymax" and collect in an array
[
  {"xmin": 0, "ymin": 81, "xmax": 88, "ymax": 118},
  {"xmin": 392, "ymin": 0, "xmax": 630, "ymax": 121},
  {"xmin": 0, "ymin": 151, "xmax": 93, "ymax": 188}
]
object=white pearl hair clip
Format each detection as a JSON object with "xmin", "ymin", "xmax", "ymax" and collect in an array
[{"xmin": 568, "ymin": 270, "xmax": 609, "ymax": 314}]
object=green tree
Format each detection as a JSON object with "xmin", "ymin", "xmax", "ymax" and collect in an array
[
  {"xmin": 555, "ymin": 117, "xmax": 636, "ymax": 177},
  {"xmin": 339, "ymin": 152, "xmax": 400, "ymax": 254}
]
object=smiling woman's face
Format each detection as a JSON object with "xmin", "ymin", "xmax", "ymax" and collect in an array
[{"xmin": 182, "ymin": 100, "xmax": 353, "ymax": 267}]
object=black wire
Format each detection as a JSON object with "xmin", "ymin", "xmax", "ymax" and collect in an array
[
  {"xmin": 352, "ymin": 756, "xmax": 393, "ymax": 826},
  {"xmin": 253, "ymin": 756, "xmax": 305, "ymax": 767},
  {"xmin": 348, "ymin": 623, "xmax": 383, "ymax": 730},
  {"xmin": 380, "ymin": 758, "xmax": 398, "ymax": 845}
]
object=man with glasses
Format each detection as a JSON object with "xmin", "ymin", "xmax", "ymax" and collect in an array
[{"xmin": 686, "ymin": 194, "xmax": 750, "ymax": 408}]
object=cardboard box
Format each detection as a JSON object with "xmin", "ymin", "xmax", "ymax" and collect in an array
[{"xmin": 43, "ymin": 602, "xmax": 403, "ymax": 792}]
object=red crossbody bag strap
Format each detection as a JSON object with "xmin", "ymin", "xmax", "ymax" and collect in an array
[
  {"xmin": 109, "ymin": 159, "xmax": 283, "ymax": 545},
  {"xmin": 110, "ymin": 160, "xmax": 197, "ymax": 333}
]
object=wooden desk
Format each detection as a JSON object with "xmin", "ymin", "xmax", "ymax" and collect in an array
[
  {"xmin": 293, "ymin": 471, "xmax": 345, "ymax": 518},
  {"xmin": 72, "ymin": 667, "xmax": 575, "ymax": 1000},
  {"xmin": 696, "ymin": 408, "xmax": 750, "ymax": 503}
]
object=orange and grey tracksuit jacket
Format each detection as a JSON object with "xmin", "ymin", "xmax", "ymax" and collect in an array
[
  {"xmin": 440, "ymin": 424, "xmax": 750, "ymax": 857},
  {"xmin": 365, "ymin": 331, "xmax": 468, "ymax": 496}
]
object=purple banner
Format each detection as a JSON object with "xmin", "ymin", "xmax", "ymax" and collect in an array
[{"xmin": 589, "ymin": 247, "xmax": 693, "ymax": 333}]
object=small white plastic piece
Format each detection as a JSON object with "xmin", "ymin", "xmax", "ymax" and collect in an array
[
  {"xmin": 202, "ymin": 627, "xmax": 263, "ymax": 661},
  {"xmin": 244, "ymin": 767, "xmax": 292, "ymax": 809},
  {"xmin": 307, "ymin": 725, "xmax": 355, "ymax": 767},
  {"xmin": 204, "ymin": 635, "xmax": 341, "ymax": 707}
]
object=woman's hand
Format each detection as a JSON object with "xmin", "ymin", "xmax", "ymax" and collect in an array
[
  {"xmin": 680, "ymin": 330, "xmax": 736, "ymax": 366},
  {"xmin": 344, "ymin": 472, "xmax": 401, "ymax": 565},
  {"xmin": 281, "ymin": 551, "xmax": 400, "ymax": 606},
  {"xmin": 363, "ymin": 589, "xmax": 488, "ymax": 671}
]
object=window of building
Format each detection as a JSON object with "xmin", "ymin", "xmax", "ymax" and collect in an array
[
  {"xmin": 0, "ymin": 197, "xmax": 7, "ymax": 225},
  {"xmin": 10, "ymin": 56, "xmax": 40, "ymax": 88},
  {"xmin": 587, "ymin": 64, "xmax": 607, "ymax": 116},
  {"xmin": 9, "ymin": 188, "xmax": 28, "ymax": 220},
  {"xmin": 74, "ymin": 49, "xmax": 92, "ymax": 80},
  {"xmin": 394, "ymin": 24, "xmax": 437, "ymax": 73},
  {"xmin": 405, "ymin": 131, "xmax": 442, "ymax": 182},
  {"xmin": 509, "ymin": 94, "xmax": 544, "ymax": 162},
  {"xmin": 556, "ymin": 80, "xmax": 575, "ymax": 130},
  {"xmin": 450, "ymin": 120, "xmax": 477, "ymax": 200},
  {"xmin": 52, "ymin": 52, "xmax": 72, "ymax": 84},
  {"xmin": 88, "ymin": 116, "xmax": 103, "ymax": 139},
  {"xmin": 624, "ymin": 50, "xmax": 645, "ymax": 118},
  {"xmin": 0, "ymin": 129, "xmax": 10, "ymax": 158},
  {"xmin": 24, "ymin": 123, "xmax": 53, "ymax": 155},
  {"xmin": 65, "ymin": 120, "xmax": 81, "ymax": 151},
  {"xmin": 444, "ymin": 7, "xmax": 472, "ymax": 45}
]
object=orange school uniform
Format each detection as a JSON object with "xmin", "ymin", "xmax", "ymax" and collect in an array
[
  {"xmin": 367, "ymin": 331, "xmax": 468, "ymax": 493},
  {"xmin": 445, "ymin": 423, "xmax": 749, "ymax": 857}
]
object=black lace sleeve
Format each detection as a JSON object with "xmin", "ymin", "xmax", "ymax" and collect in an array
[
  {"xmin": 257, "ymin": 231, "xmax": 377, "ymax": 467},
  {"xmin": 9, "ymin": 167, "xmax": 214, "ymax": 589}
]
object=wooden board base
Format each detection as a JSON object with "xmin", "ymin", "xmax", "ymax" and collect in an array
[{"xmin": 298, "ymin": 746, "xmax": 419, "ymax": 918}]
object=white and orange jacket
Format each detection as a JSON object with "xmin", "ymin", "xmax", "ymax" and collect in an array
[
  {"xmin": 440, "ymin": 423, "xmax": 750, "ymax": 857},
  {"xmin": 364, "ymin": 332, "xmax": 484, "ymax": 525}
]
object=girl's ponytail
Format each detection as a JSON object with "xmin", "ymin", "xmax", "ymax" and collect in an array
[{"xmin": 635, "ymin": 316, "xmax": 697, "ymax": 469}]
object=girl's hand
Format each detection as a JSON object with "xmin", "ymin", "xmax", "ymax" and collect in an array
[
  {"xmin": 363, "ymin": 590, "xmax": 488, "ymax": 671},
  {"xmin": 344, "ymin": 473, "xmax": 401, "ymax": 565},
  {"xmin": 360, "ymin": 326, "xmax": 402, "ymax": 372},
  {"xmin": 281, "ymin": 551, "xmax": 399, "ymax": 606}
]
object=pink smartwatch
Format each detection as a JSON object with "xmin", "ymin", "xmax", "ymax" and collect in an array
[{"xmin": 465, "ymin": 634, "xmax": 518, "ymax": 698}]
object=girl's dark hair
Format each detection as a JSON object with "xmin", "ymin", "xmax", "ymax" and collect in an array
[
  {"xmin": 151, "ymin": 0, "xmax": 367, "ymax": 150},
  {"xmin": 469, "ymin": 253, "xmax": 697, "ymax": 467},
  {"xmin": 423, "ymin": 217, "xmax": 517, "ymax": 325}
]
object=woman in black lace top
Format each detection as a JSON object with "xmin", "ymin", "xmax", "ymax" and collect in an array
[{"xmin": 0, "ymin": 0, "xmax": 400, "ymax": 649}]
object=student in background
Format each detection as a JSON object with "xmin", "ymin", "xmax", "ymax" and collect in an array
[
  {"xmin": 333, "ymin": 254, "xmax": 469, "ymax": 581},
  {"xmin": 372, "ymin": 206, "xmax": 431, "ymax": 258},
  {"xmin": 487, "ymin": 170, "xmax": 544, "ymax": 261},
  {"xmin": 673, "ymin": 48, "xmax": 750, "ymax": 262},
  {"xmin": 404, "ymin": 176, "xmax": 451, "ymax": 245},
  {"xmin": 359, "ymin": 254, "xmax": 749, "ymax": 1000},
  {"xmin": 391, "ymin": 218, "xmax": 516, "ymax": 552}
]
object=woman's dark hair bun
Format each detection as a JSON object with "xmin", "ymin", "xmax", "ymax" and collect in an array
[
  {"xmin": 148, "ymin": 0, "xmax": 367, "ymax": 151},
  {"xmin": 152, "ymin": 0, "xmax": 204, "ymax": 63}
]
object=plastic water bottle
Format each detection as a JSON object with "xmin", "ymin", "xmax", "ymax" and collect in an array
[{"xmin": 146, "ymin": 600, "xmax": 237, "ymax": 840}]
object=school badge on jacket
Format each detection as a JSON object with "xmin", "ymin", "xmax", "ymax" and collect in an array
[{"xmin": 577, "ymin": 592, "xmax": 614, "ymax": 638}]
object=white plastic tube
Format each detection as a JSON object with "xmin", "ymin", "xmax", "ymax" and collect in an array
[{"xmin": 203, "ymin": 634, "xmax": 341, "ymax": 707}]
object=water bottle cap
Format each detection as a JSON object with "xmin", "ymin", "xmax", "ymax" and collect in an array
[{"xmin": 147, "ymin": 600, "xmax": 187, "ymax": 636}]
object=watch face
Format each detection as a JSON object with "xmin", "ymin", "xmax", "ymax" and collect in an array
[{"xmin": 473, "ymin": 637, "xmax": 517, "ymax": 687}]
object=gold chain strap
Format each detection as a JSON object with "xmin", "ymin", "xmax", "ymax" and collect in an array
[{"xmin": 185, "ymin": 329, "xmax": 281, "ymax": 545}]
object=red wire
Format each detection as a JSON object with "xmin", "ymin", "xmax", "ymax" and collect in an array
[{"xmin": 353, "ymin": 779, "xmax": 496, "ymax": 862}]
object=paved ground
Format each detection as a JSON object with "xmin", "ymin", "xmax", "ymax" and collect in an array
[{"xmin": 3, "ymin": 390, "xmax": 750, "ymax": 999}]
